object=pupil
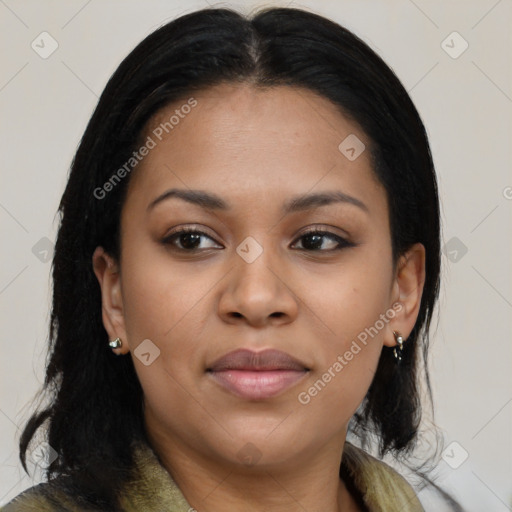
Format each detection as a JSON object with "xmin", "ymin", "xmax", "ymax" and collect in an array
[
  {"xmin": 305, "ymin": 234, "xmax": 322, "ymax": 250},
  {"xmin": 182, "ymin": 233, "xmax": 200, "ymax": 249}
]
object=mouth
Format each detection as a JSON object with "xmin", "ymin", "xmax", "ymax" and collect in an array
[{"xmin": 206, "ymin": 348, "xmax": 310, "ymax": 400}]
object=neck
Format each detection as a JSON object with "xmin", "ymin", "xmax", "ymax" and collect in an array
[{"xmin": 146, "ymin": 427, "xmax": 358, "ymax": 512}]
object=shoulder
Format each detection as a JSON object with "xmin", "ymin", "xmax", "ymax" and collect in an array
[
  {"xmin": 0, "ymin": 478, "xmax": 102, "ymax": 512},
  {"xmin": 341, "ymin": 442, "xmax": 425, "ymax": 512}
]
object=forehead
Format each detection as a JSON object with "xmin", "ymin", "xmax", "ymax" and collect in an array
[{"xmin": 125, "ymin": 83, "xmax": 385, "ymax": 217}]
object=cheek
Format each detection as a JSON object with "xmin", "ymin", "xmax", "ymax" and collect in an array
[
  {"xmin": 293, "ymin": 256, "xmax": 392, "ymax": 422},
  {"xmin": 294, "ymin": 291, "xmax": 386, "ymax": 437},
  {"xmin": 120, "ymin": 251, "xmax": 209, "ymax": 345},
  {"xmin": 119, "ymin": 257, "xmax": 211, "ymax": 422},
  {"xmin": 119, "ymin": 251, "xmax": 215, "ymax": 397},
  {"xmin": 300, "ymin": 253, "xmax": 392, "ymax": 345}
]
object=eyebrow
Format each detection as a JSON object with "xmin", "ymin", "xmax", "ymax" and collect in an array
[{"xmin": 147, "ymin": 188, "xmax": 369, "ymax": 214}]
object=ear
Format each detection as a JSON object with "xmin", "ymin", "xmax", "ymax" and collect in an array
[
  {"xmin": 92, "ymin": 246, "xmax": 129, "ymax": 355},
  {"xmin": 383, "ymin": 242, "xmax": 426, "ymax": 348}
]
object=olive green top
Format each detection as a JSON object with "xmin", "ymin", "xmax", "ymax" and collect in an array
[{"xmin": 1, "ymin": 441, "xmax": 424, "ymax": 511}]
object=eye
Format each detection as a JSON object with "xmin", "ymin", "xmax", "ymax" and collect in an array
[
  {"xmin": 161, "ymin": 227, "xmax": 221, "ymax": 251},
  {"xmin": 162, "ymin": 226, "xmax": 354, "ymax": 253},
  {"xmin": 291, "ymin": 228, "xmax": 354, "ymax": 252}
]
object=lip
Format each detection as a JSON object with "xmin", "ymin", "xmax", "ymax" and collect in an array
[{"xmin": 207, "ymin": 348, "xmax": 309, "ymax": 400}]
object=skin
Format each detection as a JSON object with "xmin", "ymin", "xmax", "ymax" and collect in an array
[{"xmin": 93, "ymin": 83, "xmax": 425, "ymax": 512}]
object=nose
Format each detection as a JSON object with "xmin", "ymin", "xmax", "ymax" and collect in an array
[{"xmin": 217, "ymin": 243, "xmax": 299, "ymax": 327}]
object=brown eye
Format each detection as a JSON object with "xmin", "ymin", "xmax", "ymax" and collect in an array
[
  {"xmin": 162, "ymin": 228, "xmax": 221, "ymax": 251},
  {"xmin": 292, "ymin": 229, "xmax": 354, "ymax": 252}
]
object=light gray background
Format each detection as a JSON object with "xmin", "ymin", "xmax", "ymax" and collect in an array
[{"xmin": 1, "ymin": 1, "xmax": 511, "ymax": 510}]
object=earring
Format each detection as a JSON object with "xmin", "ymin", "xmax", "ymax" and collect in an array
[
  {"xmin": 392, "ymin": 331, "xmax": 404, "ymax": 362},
  {"xmin": 108, "ymin": 337, "xmax": 122, "ymax": 349}
]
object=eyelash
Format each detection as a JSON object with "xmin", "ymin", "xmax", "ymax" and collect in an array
[{"xmin": 161, "ymin": 226, "xmax": 354, "ymax": 253}]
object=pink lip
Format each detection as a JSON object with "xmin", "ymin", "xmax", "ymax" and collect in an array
[{"xmin": 207, "ymin": 349, "xmax": 309, "ymax": 400}]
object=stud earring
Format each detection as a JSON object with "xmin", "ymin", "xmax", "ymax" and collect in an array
[
  {"xmin": 392, "ymin": 331, "xmax": 404, "ymax": 362},
  {"xmin": 108, "ymin": 337, "xmax": 122, "ymax": 349}
]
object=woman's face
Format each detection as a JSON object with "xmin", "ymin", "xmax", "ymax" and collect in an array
[{"xmin": 94, "ymin": 83, "xmax": 425, "ymax": 471}]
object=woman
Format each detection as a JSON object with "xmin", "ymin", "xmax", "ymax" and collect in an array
[{"xmin": 1, "ymin": 6, "xmax": 462, "ymax": 512}]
